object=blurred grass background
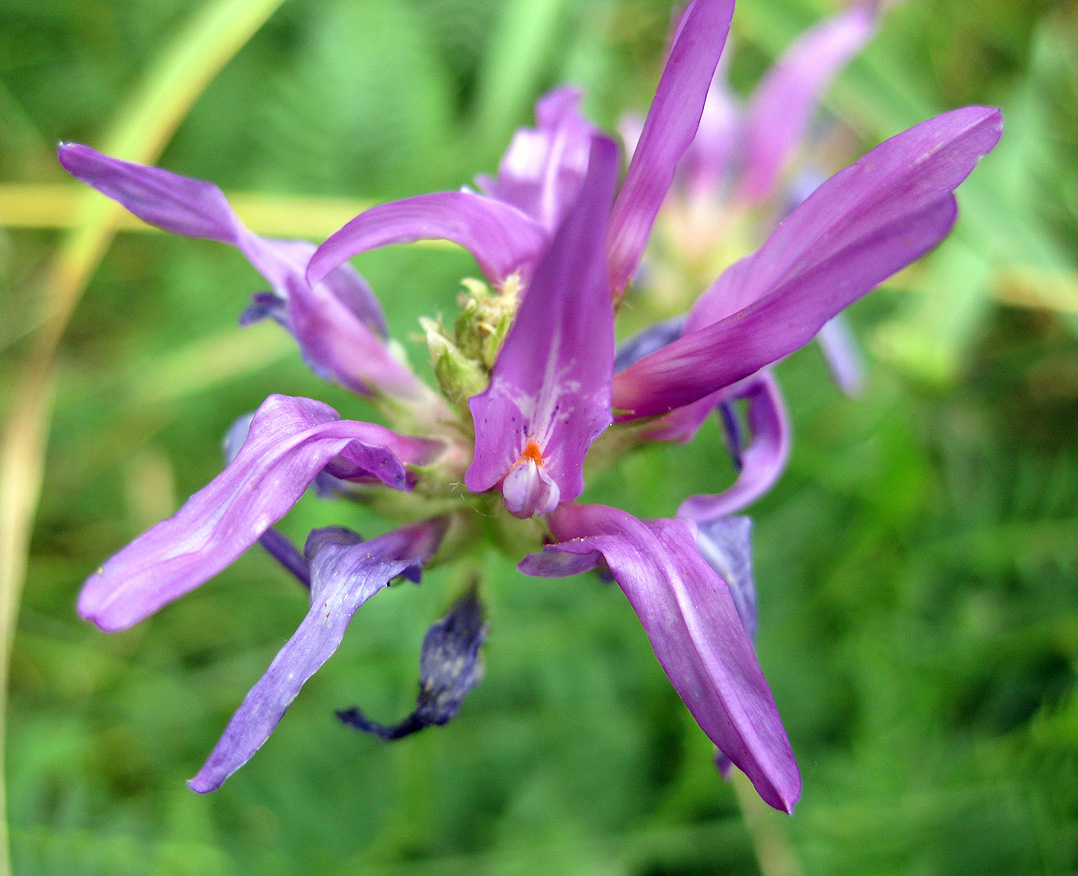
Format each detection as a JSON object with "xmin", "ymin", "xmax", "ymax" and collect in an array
[{"xmin": 2, "ymin": 0, "xmax": 1077, "ymax": 873}]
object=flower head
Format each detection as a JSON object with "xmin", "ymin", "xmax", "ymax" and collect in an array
[{"xmin": 66, "ymin": 0, "xmax": 1000, "ymax": 809}]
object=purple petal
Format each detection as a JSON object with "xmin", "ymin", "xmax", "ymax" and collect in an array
[
  {"xmin": 521, "ymin": 504, "xmax": 799, "ymax": 813},
  {"xmin": 606, "ymin": 0, "xmax": 736, "ymax": 299},
  {"xmin": 737, "ymin": 4, "xmax": 879, "ymax": 204},
  {"xmin": 57, "ymin": 144, "xmax": 423, "ymax": 398},
  {"xmin": 681, "ymin": 65, "xmax": 742, "ymax": 201},
  {"xmin": 694, "ymin": 515, "xmax": 756, "ymax": 639},
  {"xmin": 465, "ymin": 136, "xmax": 619, "ymax": 516},
  {"xmin": 188, "ymin": 518, "xmax": 448, "ymax": 792},
  {"xmin": 307, "ymin": 191, "xmax": 550, "ymax": 289},
  {"xmin": 678, "ymin": 371, "xmax": 791, "ymax": 519},
  {"xmin": 816, "ymin": 314, "xmax": 865, "ymax": 396},
  {"xmin": 613, "ymin": 106, "xmax": 1003, "ymax": 418},
  {"xmin": 479, "ymin": 87, "xmax": 597, "ymax": 233},
  {"xmin": 78, "ymin": 395, "xmax": 443, "ymax": 631}
]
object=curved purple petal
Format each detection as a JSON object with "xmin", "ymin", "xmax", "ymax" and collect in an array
[
  {"xmin": 465, "ymin": 136, "xmax": 619, "ymax": 516},
  {"xmin": 78, "ymin": 395, "xmax": 443, "ymax": 631},
  {"xmin": 189, "ymin": 518, "xmax": 448, "ymax": 792},
  {"xmin": 307, "ymin": 191, "xmax": 550, "ymax": 289},
  {"xmin": 816, "ymin": 314, "xmax": 865, "ymax": 396},
  {"xmin": 521, "ymin": 504, "xmax": 799, "ymax": 813},
  {"xmin": 737, "ymin": 3, "xmax": 878, "ymax": 204},
  {"xmin": 613, "ymin": 107, "xmax": 1002, "ymax": 418},
  {"xmin": 678, "ymin": 371, "xmax": 790, "ymax": 520},
  {"xmin": 57, "ymin": 144, "xmax": 423, "ymax": 398},
  {"xmin": 478, "ymin": 87, "xmax": 597, "ymax": 233},
  {"xmin": 607, "ymin": 0, "xmax": 736, "ymax": 299},
  {"xmin": 694, "ymin": 515, "xmax": 756, "ymax": 640}
]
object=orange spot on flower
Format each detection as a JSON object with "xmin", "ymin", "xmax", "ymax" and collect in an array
[{"xmin": 520, "ymin": 439, "xmax": 545, "ymax": 466}]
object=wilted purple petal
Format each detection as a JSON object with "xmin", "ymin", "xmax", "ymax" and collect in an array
[
  {"xmin": 607, "ymin": 0, "xmax": 736, "ymax": 298},
  {"xmin": 613, "ymin": 107, "xmax": 1002, "ymax": 418},
  {"xmin": 521, "ymin": 503, "xmax": 799, "ymax": 813},
  {"xmin": 337, "ymin": 585, "xmax": 487, "ymax": 740},
  {"xmin": 307, "ymin": 191, "xmax": 550, "ymax": 289},
  {"xmin": 189, "ymin": 518, "xmax": 448, "ymax": 791},
  {"xmin": 678, "ymin": 371, "xmax": 790, "ymax": 519},
  {"xmin": 737, "ymin": 3, "xmax": 878, "ymax": 203},
  {"xmin": 57, "ymin": 144, "xmax": 423, "ymax": 398},
  {"xmin": 466, "ymin": 136, "xmax": 619, "ymax": 516},
  {"xmin": 478, "ymin": 87, "xmax": 596, "ymax": 233},
  {"xmin": 78, "ymin": 395, "xmax": 443, "ymax": 631}
]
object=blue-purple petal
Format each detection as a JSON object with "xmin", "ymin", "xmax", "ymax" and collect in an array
[{"xmin": 188, "ymin": 518, "xmax": 448, "ymax": 791}]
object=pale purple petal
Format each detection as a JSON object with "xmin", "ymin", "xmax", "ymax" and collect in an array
[
  {"xmin": 57, "ymin": 144, "xmax": 423, "ymax": 398},
  {"xmin": 682, "ymin": 66, "xmax": 742, "ymax": 200},
  {"xmin": 679, "ymin": 371, "xmax": 790, "ymax": 519},
  {"xmin": 78, "ymin": 395, "xmax": 443, "ymax": 631},
  {"xmin": 188, "ymin": 518, "xmax": 448, "ymax": 792},
  {"xmin": 466, "ymin": 136, "xmax": 619, "ymax": 516},
  {"xmin": 521, "ymin": 504, "xmax": 799, "ymax": 813},
  {"xmin": 694, "ymin": 515, "xmax": 756, "ymax": 639},
  {"xmin": 479, "ymin": 87, "xmax": 596, "ymax": 233},
  {"xmin": 607, "ymin": 0, "xmax": 736, "ymax": 299},
  {"xmin": 816, "ymin": 314, "xmax": 865, "ymax": 396},
  {"xmin": 737, "ymin": 4, "xmax": 878, "ymax": 203},
  {"xmin": 307, "ymin": 192, "xmax": 550, "ymax": 289},
  {"xmin": 613, "ymin": 107, "xmax": 1003, "ymax": 418}
]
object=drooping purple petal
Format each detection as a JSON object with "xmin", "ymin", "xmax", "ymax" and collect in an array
[
  {"xmin": 307, "ymin": 191, "xmax": 550, "ymax": 289},
  {"xmin": 465, "ymin": 136, "xmax": 619, "ymax": 517},
  {"xmin": 476, "ymin": 87, "xmax": 596, "ymax": 233},
  {"xmin": 613, "ymin": 106, "xmax": 1003, "ymax": 418},
  {"xmin": 188, "ymin": 518, "xmax": 448, "ymax": 792},
  {"xmin": 606, "ymin": 0, "xmax": 736, "ymax": 299},
  {"xmin": 57, "ymin": 144, "xmax": 423, "ymax": 399},
  {"xmin": 678, "ymin": 371, "xmax": 790, "ymax": 520},
  {"xmin": 737, "ymin": 3, "xmax": 879, "ymax": 204},
  {"xmin": 78, "ymin": 395, "xmax": 444, "ymax": 631},
  {"xmin": 520, "ymin": 503, "xmax": 799, "ymax": 813}
]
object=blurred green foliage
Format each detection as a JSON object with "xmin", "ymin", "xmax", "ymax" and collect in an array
[{"xmin": 2, "ymin": 0, "xmax": 1077, "ymax": 874}]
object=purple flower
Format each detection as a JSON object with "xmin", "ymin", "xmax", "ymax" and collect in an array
[{"xmin": 67, "ymin": 0, "xmax": 1000, "ymax": 809}]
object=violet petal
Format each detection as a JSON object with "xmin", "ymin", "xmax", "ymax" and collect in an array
[
  {"xmin": 607, "ymin": 0, "xmax": 736, "ymax": 298},
  {"xmin": 78, "ymin": 395, "xmax": 442, "ymax": 631},
  {"xmin": 188, "ymin": 518, "xmax": 448, "ymax": 791},
  {"xmin": 613, "ymin": 107, "xmax": 1002, "ymax": 418},
  {"xmin": 521, "ymin": 503, "xmax": 799, "ymax": 813},
  {"xmin": 307, "ymin": 191, "xmax": 550, "ymax": 288},
  {"xmin": 737, "ymin": 3, "xmax": 878, "ymax": 203},
  {"xmin": 678, "ymin": 371, "xmax": 791, "ymax": 519},
  {"xmin": 465, "ymin": 136, "xmax": 619, "ymax": 515}
]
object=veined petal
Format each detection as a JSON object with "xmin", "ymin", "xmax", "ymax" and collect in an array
[
  {"xmin": 737, "ymin": 3, "xmax": 879, "ymax": 204},
  {"xmin": 189, "ymin": 518, "xmax": 448, "ymax": 792},
  {"xmin": 607, "ymin": 0, "xmax": 736, "ymax": 299},
  {"xmin": 613, "ymin": 106, "xmax": 1003, "ymax": 418},
  {"xmin": 78, "ymin": 395, "xmax": 443, "ymax": 631},
  {"xmin": 478, "ymin": 87, "xmax": 597, "ymax": 233},
  {"xmin": 57, "ymin": 144, "xmax": 422, "ymax": 398},
  {"xmin": 465, "ymin": 136, "xmax": 619, "ymax": 516},
  {"xmin": 520, "ymin": 503, "xmax": 799, "ymax": 813},
  {"xmin": 678, "ymin": 372, "xmax": 790, "ymax": 520},
  {"xmin": 307, "ymin": 191, "xmax": 550, "ymax": 289}
]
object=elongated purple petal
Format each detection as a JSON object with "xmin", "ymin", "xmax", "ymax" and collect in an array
[
  {"xmin": 678, "ymin": 371, "xmax": 790, "ymax": 519},
  {"xmin": 189, "ymin": 518, "xmax": 448, "ymax": 792},
  {"xmin": 817, "ymin": 314, "xmax": 865, "ymax": 396},
  {"xmin": 520, "ymin": 504, "xmax": 799, "ymax": 813},
  {"xmin": 477, "ymin": 87, "xmax": 596, "ymax": 233},
  {"xmin": 57, "ymin": 144, "xmax": 423, "ymax": 398},
  {"xmin": 737, "ymin": 3, "xmax": 878, "ymax": 203},
  {"xmin": 465, "ymin": 136, "xmax": 619, "ymax": 516},
  {"xmin": 607, "ymin": 0, "xmax": 736, "ymax": 299},
  {"xmin": 78, "ymin": 395, "xmax": 443, "ymax": 631},
  {"xmin": 613, "ymin": 107, "xmax": 1002, "ymax": 418},
  {"xmin": 307, "ymin": 192, "xmax": 550, "ymax": 289}
]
